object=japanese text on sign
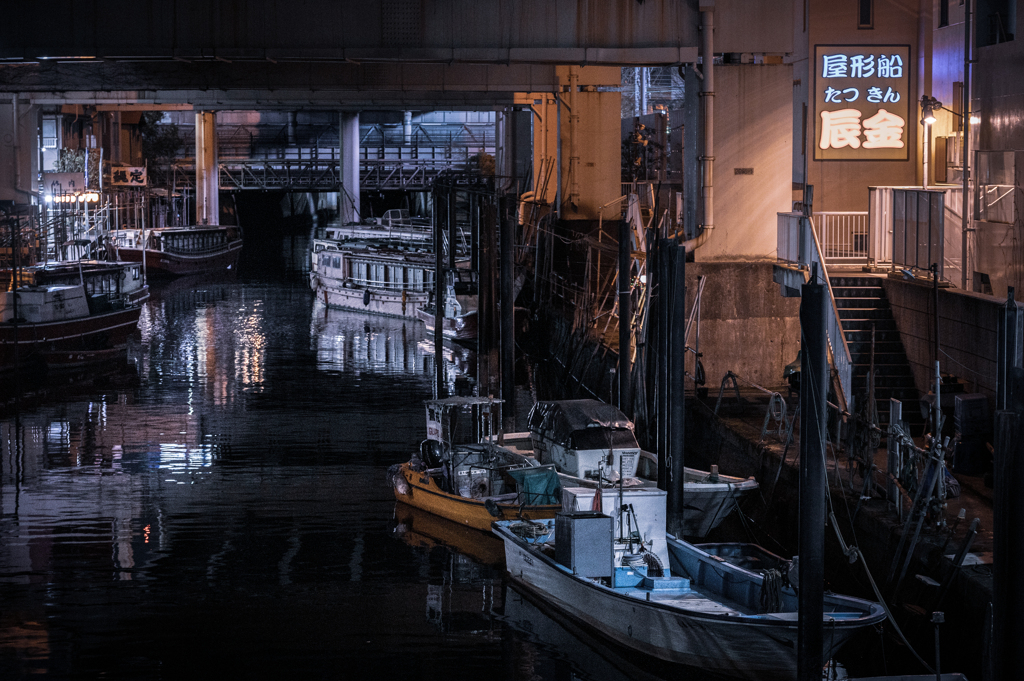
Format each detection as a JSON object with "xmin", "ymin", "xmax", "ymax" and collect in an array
[
  {"xmin": 110, "ymin": 167, "xmax": 147, "ymax": 186},
  {"xmin": 814, "ymin": 45, "xmax": 910, "ymax": 161}
]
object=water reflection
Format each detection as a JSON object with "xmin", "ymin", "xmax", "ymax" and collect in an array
[{"xmin": 0, "ymin": 229, "xmax": 695, "ymax": 681}]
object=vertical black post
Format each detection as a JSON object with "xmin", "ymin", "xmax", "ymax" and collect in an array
[
  {"xmin": 798, "ymin": 278, "xmax": 827, "ymax": 681},
  {"xmin": 618, "ymin": 218, "xmax": 632, "ymax": 414},
  {"xmin": 470, "ymin": 191, "xmax": 480, "ymax": 275},
  {"xmin": 656, "ymin": 239, "xmax": 669, "ymax": 491},
  {"xmin": 932, "ymin": 262, "xmax": 940, "ymax": 370},
  {"xmin": 499, "ymin": 196, "xmax": 515, "ymax": 432},
  {"xmin": 447, "ymin": 185, "xmax": 457, "ymax": 270},
  {"xmin": 433, "ymin": 184, "xmax": 445, "ymax": 398},
  {"xmin": 477, "ymin": 194, "xmax": 497, "ymax": 397},
  {"xmin": 667, "ymin": 243, "xmax": 686, "ymax": 526},
  {"xmin": 993, "ymin": 410, "xmax": 1024, "ymax": 681},
  {"xmin": 996, "ymin": 288, "xmax": 1020, "ymax": 411}
]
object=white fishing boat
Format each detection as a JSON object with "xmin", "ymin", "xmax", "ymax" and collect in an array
[
  {"xmin": 505, "ymin": 399, "xmax": 759, "ymax": 537},
  {"xmin": 309, "ymin": 238, "xmax": 434, "ymax": 318},
  {"xmin": 493, "ymin": 490, "xmax": 887, "ymax": 679}
]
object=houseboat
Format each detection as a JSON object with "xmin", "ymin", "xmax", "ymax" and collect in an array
[
  {"xmin": 309, "ymin": 238, "xmax": 435, "ymax": 318},
  {"xmin": 107, "ymin": 224, "xmax": 242, "ymax": 277}
]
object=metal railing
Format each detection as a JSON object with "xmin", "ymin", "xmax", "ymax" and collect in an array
[
  {"xmin": 777, "ymin": 212, "xmax": 853, "ymax": 410},
  {"xmin": 813, "ymin": 212, "xmax": 869, "ymax": 265}
]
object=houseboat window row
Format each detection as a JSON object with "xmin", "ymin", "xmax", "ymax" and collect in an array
[
  {"xmin": 163, "ymin": 232, "xmax": 227, "ymax": 255},
  {"xmin": 318, "ymin": 252, "xmax": 433, "ymax": 292}
]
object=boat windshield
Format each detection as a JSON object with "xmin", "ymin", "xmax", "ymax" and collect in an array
[{"xmin": 569, "ymin": 428, "xmax": 639, "ymax": 451}]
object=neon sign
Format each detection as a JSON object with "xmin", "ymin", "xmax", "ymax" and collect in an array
[{"xmin": 814, "ymin": 45, "xmax": 911, "ymax": 161}]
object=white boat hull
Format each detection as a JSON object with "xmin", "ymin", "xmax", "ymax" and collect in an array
[
  {"xmin": 496, "ymin": 522, "xmax": 884, "ymax": 680},
  {"xmin": 311, "ymin": 273, "xmax": 429, "ymax": 319}
]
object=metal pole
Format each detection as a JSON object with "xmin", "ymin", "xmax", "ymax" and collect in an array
[
  {"xmin": 961, "ymin": 0, "xmax": 972, "ymax": 290},
  {"xmin": 618, "ymin": 217, "xmax": 632, "ymax": 414},
  {"xmin": 433, "ymin": 184, "xmax": 444, "ymax": 399},
  {"xmin": 500, "ymin": 195, "xmax": 515, "ymax": 432},
  {"xmin": 933, "ymin": 262, "xmax": 940, "ymax": 370},
  {"xmin": 993, "ymin": 410, "xmax": 1024, "ymax": 681},
  {"xmin": 667, "ymin": 243, "xmax": 686, "ymax": 525},
  {"xmin": 657, "ymin": 239, "xmax": 669, "ymax": 491},
  {"xmin": 798, "ymin": 278, "xmax": 828, "ymax": 681}
]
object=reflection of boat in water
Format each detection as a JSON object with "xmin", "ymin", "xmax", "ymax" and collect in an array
[
  {"xmin": 502, "ymin": 583, "xmax": 680, "ymax": 681},
  {"xmin": 387, "ymin": 397, "xmax": 562, "ymax": 532},
  {"xmin": 393, "ymin": 501, "xmax": 506, "ymax": 566},
  {"xmin": 310, "ymin": 300, "xmax": 431, "ymax": 375},
  {"xmin": 494, "ymin": 496, "xmax": 886, "ymax": 680},
  {"xmin": 509, "ymin": 399, "xmax": 759, "ymax": 538},
  {"xmin": 108, "ymin": 224, "xmax": 242, "ymax": 277}
]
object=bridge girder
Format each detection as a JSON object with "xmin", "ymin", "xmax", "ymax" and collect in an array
[{"xmin": 0, "ymin": 0, "xmax": 709, "ymax": 106}]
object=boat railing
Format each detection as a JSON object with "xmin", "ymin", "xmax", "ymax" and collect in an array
[
  {"xmin": 161, "ymin": 242, "xmax": 234, "ymax": 257},
  {"xmin": 345, "ymin": 275, "xmax": 431, "ymax": 293}
]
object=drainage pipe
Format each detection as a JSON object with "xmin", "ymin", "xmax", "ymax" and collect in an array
[
  {"xmin": 961, "ymin": 3, "xmax": 972, "ymax": 290},
  {"xmin": 568, "ymin": 67, "xmax": 580, "ymax": 210},
  {"xmin": 12, "ymin": 95, "xmax": 21, "ymax": 195},
  {"xmin": 681, "ymin": 4, "xmax": 715, "ymax": 252}
]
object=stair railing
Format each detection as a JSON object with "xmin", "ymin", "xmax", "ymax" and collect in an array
[{"xmin": 778, "ymin": 212, "xmax": 853, "ymax": 411}]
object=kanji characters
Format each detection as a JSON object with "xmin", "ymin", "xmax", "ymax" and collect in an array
[
  {"xmin": 819, "ymin": 109, "xmax": 863, "ymax": 150},
  {"xmin": 862, "ymin": 109, "xmax": 906, "ymax": 148}
]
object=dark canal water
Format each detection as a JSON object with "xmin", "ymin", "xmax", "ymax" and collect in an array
[{"xmin": 0, "ymin": 224, "xmax": 702, "ymax": 681}]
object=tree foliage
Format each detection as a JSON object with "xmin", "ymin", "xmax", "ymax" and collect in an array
[{"xmin": 137, "ymin": 112, "xmax": 184, "ymax": 164}]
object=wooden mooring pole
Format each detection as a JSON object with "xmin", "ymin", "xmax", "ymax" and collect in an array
[{"xmin": 798, "ymin": 277, "xmax": 827, "ymax": 681}]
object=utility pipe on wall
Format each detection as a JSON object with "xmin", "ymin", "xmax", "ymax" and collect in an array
[
  {"xmin": 12, "ymin": 95, "xmax": 20, "ymax": 195},
  {"xmin": 961, "ymin": 2, "xmax": 972, "ymax": 291},
  {"xmin": 568, "ymin": 67, "xmax": 580, "ymax": 210},
  {"xmin": 682, "ymin": 3, "xmax": 715, "ymax": 252}
]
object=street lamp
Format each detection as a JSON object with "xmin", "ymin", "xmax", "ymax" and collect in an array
[{"xmin": 920, "ymin": 95, "xmax": 942, "ymax": 188}]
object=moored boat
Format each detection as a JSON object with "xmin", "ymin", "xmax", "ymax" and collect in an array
[
  {"xmin": 0, "ymin": 282, "xmax": 143, "ymax": 371},
  {"xmin": 493, "ymin": 494, "xmax": 886, "ymax": 679},
  {"xmin": 517, "ymin": 399, "xmax": 759, "ymax": 537},
  {"xmin": 387, "ymin": 396, "xmax": 562, "ymax": 531},
  {"xmin": 107, "ymin": 224, "xmax": 242, "ymax": 277},
  {"xmin": 310, "ymin": 238, "xmax": 434, "ymax": 318}
]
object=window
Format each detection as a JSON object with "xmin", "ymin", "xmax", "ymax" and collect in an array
[
  {"xmin": 940, "ymin": 0, "xmax": 950, "ymax": 27},
  {"xmin": 977, "ymin": 0, "xmax": 1016, "ymax": 45},
  {"xmin": 41, "ymin": 117, "xmax": 58, "ymax": 149},
  {"xmin": 858, "ymin": 0, "xmax": 873, "ymax": 28}
]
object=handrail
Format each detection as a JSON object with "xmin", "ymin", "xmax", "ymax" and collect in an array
[
  {"xmin": 806, "ymin": 216, "xmax": 854, "ymax": 412},
  {"xmin": 776, "ymin": 212, "xmax": 853, "ymax": 411}
]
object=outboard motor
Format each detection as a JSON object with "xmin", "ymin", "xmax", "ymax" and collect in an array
[{"xmin": 419, "ymin": 439, "xmax": 446, "ymax": 469}]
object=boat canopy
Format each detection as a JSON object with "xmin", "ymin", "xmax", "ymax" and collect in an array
[
  {"xmin": 528, "ymin": 399, "xmax": 639, "ymax": 450},
  {"xmin": 507, "ymin": 465, "xmax": 561, "ymax": 506}
]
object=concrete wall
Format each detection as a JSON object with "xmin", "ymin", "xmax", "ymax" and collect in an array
[
  {"xmin": 698, "ymin": 64, "xmax": 794, "ymax": 260},
  {"xmin": 0, "ymin": 98, "xmax": 39, "ymax": 204},
  {"xmin": 884, "ymin": 277, "xmax": 1015, "ymax": 405},
  {"xmin": 688, "ymin": 261, "xmax": 801, "ymax": 390}
]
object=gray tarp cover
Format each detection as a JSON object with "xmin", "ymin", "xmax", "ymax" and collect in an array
[{"xmin": 527, "ymin": 399, "xmax": 637, "ymax": 449}]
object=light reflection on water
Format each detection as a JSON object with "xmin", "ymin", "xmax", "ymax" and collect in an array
[
  {"xmin": 0, "ymin": 231, "xmax": 762, "ymax": 681},
  {"xmin": 1, "ymin": 231, "xmax": 686, "ymax": 681}
]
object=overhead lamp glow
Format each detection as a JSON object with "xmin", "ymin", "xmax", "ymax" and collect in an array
[{"xmin": 920, "ymin": 95, "xmax": 940, "ymax": 125}]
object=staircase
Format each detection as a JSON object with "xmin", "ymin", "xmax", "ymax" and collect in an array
[{"xmin": 830, "ymin": 276, "xmax": 923, "ymax": 431}]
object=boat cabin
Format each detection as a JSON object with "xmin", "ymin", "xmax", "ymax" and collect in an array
[{"xmin": 527, "ymin": 399, "xmax": 643, "ymax": 482}]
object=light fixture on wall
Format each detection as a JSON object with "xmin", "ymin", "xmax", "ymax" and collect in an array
[{"xmin": 920, "ymin": 95, "xmax": 941, "ymax": 125}]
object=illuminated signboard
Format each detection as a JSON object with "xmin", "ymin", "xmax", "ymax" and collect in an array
[{"xmin": 814, "ymin": 45, "xmax": 911, "ymax": 161}]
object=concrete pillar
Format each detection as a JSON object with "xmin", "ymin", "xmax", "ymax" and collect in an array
[
  {"xmin": 195, "ymin": 110, "xmax": 219, "ymax": 225},
  {"xmin": 339, "ymin": 112, "xmax": 360, "ymax": 223},
  {"xmin": 0, "ymin": 96, "xmax": 39, "ymax": 204}
]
